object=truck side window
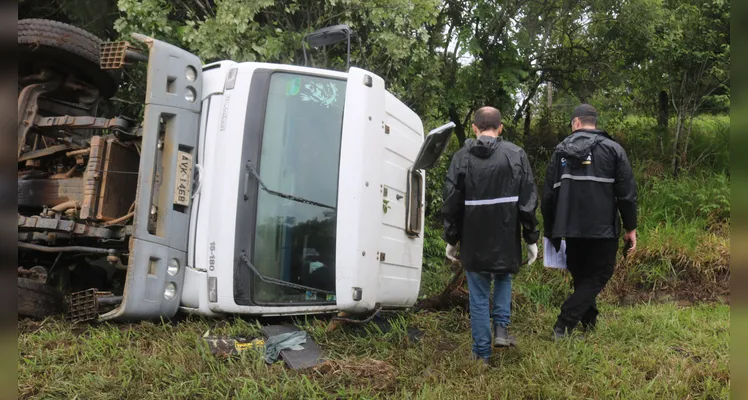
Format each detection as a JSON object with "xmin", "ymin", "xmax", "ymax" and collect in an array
[{"xmin": 406, "ymin": 169, "xmax": 423, "ymax": 236}]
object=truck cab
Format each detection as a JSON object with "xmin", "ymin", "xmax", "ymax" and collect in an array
[
  {"xmin": 17, "ymin": 21, "xmax": 454, "ymax": 322},
  {"xmin": 179, "ymin": 61, "xmax": 433, "ymax": 317}
]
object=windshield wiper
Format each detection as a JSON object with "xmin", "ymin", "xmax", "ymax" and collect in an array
[
  {"xmin": 239, "ymin": 251, "xmax": 334, "ymax": 295},
  {"xmin": 244, "ymin": 160, "xmax": 335, "ymax": 210}
]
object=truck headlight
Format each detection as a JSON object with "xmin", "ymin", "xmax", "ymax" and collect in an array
[
  {"xmin": 185, "ymin": 86, "xmax": 196, "ymax": 103},
  {"xmin": 167, "ymin": 258, "xmax": 179, "ymax": 276},
  {"xmin": 164, "ymin": 282, "xmax": 177, "ymax": 300},
  {"xmin": 185, "ymin": 66, "xmax": 197, "ymax": 82}
]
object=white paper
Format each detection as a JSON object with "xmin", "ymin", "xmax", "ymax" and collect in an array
[{"xmin": 543, "ymin": 237, "xmax": 567, "ymax": 269}]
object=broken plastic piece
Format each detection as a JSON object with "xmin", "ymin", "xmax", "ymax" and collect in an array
[{"xmin": 201, "ymin": 331, "xmax": 265, "ymax": 358}]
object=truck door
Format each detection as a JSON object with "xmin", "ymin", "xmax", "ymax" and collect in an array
[
  {"xmin": 334, "ymin": 68, "xmax": 386, "ymax": 312},
  {"xmin": 335, "ymin": 64, "xmax": 455, "ymax": 311}
]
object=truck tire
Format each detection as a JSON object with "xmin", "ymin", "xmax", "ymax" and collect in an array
[
  {"xmin": 18, "ymin": 278, "xmax": 65, "ymax": 319},
  {"xmin": 18, "ymin": 18, "xmax": 119, "ymax": 98}
]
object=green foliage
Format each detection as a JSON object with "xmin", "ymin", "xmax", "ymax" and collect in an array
[
  {"xmin": 114, "ymin": 0, "xmax": 183, "ymax": 44},
  {"xmin": 422, "ymin": 225, "xmax": 446, "ymax": 270},
  {"xmin": 181, "ymin": 0, "xmax": 279, "ymax": 62},
  {"xmin": 639, "ymin": 172, "xmax": 730, "ymax": 225}
]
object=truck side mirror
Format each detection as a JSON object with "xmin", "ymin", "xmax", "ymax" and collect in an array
[
  {"xmin": 302, "ymin": 24, "xmax": 352, "ymax": 70},
  {"xmin": 412, "ymin": 121, "xmax": 456, "ymax": 171}
]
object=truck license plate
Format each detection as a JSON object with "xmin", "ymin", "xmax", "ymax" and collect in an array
[{"xmin": 174, "ymin": 150, "xmax": 193, "ymax": 207}]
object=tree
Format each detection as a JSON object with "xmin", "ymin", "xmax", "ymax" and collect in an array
[
  {"xmin": 113, "ymin": 0, "xmax": 442, "ymax": 113},
  {"xmin": 657, "ymin": 0, "xmax": 730, "ymax": 176}
]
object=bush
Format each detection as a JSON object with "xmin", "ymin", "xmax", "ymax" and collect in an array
[
  {"xmin": 638, "ymin": 172, "xmax": 730, "ymax": 225},
  {"xmin": 422, "ymin": 225, "xmax": 446, "ymax": 270},
  {"xmin": 605, "ymin": 171, "xmax": 730, "ymax": 300}
]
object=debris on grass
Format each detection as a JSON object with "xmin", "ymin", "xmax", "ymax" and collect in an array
[
  {"xmin": 264, "ymin": 330, "xmax": 307, "ymax": 364},
  {"xmin": 201, "ymin": 330, "xmax": 265, "ymax": 358},
  {"xmin": 262, "ymin": 325, "xmax": 324, "ymax": 369}
]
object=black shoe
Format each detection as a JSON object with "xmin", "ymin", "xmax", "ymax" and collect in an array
[
  {"xmin": 552, "ymin": 325, "xmax": 584, "ymax": 341},
  {"xmin": 552, "ymin": 325, "xmax": 568, "ymax": 341},
  {"xmin": 579, "ymin": 322, "xmax": 596, "ymax": 333},
  {"xmin": 493, "ymin": 325, "xmax": 516, "ymax": 347}
]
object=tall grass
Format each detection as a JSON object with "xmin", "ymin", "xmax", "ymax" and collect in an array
[{"xmin": 638, "ymin": 171, "xmax": 730, "ymax": 225}]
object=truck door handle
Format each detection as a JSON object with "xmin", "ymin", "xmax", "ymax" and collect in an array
[{"xmin": 243, "ymin": 171, "xmax": 249, "ymax": 200}]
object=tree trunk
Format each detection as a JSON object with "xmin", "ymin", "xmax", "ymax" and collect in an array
[
  {"xmin": 523, "ymin": 103, "xmax": 532, "ymax": 138},
  {"xmin": 546, "ymin": 81, "xmax": 553, "ymax": 109},
  {"xmin": 671, "ymin": 108, "xmax": 683, "ymax": 177},
  {"xmin": 682, "ymin": 105, "xmax": 698, "ymax": 169},
  {"xmin": 657, "ymin": 90, "xmax": 668, "ymax": 156},
  {"xmin": 511, "ymin": 78, "xmax": 542, "ymax": 127},
  {"xmin": 449, "ymin": 106, "xmax": 467, "ymax": 145}
]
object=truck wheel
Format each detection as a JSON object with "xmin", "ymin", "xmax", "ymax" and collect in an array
[
  {"xmin": 18, "ymin": 278, "xmax": 65, "ymax": 319},
  {"xmin": 18, "ymin": 18, "xmax": 119, "ymax": 98}
]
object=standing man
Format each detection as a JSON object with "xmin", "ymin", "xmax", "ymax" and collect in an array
[
  {"xmin": 442, "ymin": 106, "xmax": 539, "ymax": 365},
  {"xmin": 541, "ymin": 104, "xmax": 637, "ymax": 340}
]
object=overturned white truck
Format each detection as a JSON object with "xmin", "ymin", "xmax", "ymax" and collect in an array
[{"xmin": 17, "ymin": 19, "xmax": 455, "ymax": 322}]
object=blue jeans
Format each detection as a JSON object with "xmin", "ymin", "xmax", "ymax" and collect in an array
[{"xmin": 465, "ymin": 271, "xmax": 512, "ymax": 359}]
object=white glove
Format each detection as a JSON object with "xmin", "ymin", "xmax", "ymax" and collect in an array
[
  {"xmin": 527, "ymin": 243, "xmax": 538, "ymax": 265},
  {"xmin": 446, "ymin": 244, "xmax": 459, "ymax": 262}
]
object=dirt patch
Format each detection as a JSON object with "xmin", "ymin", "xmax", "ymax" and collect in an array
[
  {"xmin": 414, "ymin": 269, "xmax": 470, "ymax": 311},
  {"xmin": 312, "ymin": 359, "xmax": 397, "ymax": 392},
  {"xmin": 608, "ymin": 280, "xmax": 729, "ymax": 307},
  {"xmin": 603, "ymin": 235, "xmax": 730, "ymax": 305}
]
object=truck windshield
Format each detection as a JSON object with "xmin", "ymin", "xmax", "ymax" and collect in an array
[{"xmin": 250, "ymin": 72, "xmax": 346, "ymax": 304}]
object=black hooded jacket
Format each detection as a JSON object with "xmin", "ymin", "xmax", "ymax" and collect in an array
[
  {"xmin": 442, "ymin": 136, "xmax": 539, "ymax": 274},
  {"xmin": 541, "ymin": 129, "xmax": 637, "ymax": 239}
]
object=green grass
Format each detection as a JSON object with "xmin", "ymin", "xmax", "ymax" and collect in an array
[{"xmin": 18, "ymin": 302, "xmax": 729, "ymax": 399}]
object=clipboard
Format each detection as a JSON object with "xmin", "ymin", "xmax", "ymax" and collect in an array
[{"xmin": 543, "ymin": 237, "xmax": 567, "ymax": 269}]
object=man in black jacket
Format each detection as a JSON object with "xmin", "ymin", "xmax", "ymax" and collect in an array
[
  {"xmin": 442, "ymin": 106, "xmax": 539, "ymax": 364},
  {"xmin": 541, "ymin": 104, "xmax": 638, "ymax": 340}
]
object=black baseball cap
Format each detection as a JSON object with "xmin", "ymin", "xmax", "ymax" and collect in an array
[{"xmin": 570, "ymin": 104, "xmax": 597, "ymax": 126}]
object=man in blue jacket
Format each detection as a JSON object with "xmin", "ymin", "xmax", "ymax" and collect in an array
[{"xmin": 442, "ymin": 106, "xmax": 539, "ymax": 365}]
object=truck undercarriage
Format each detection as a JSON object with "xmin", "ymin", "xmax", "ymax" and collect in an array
[{"xmin": 17, "ymin": 19, "xmax": 196, "ymax": 321}]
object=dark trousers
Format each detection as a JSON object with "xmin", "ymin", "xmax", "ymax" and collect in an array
[{"xmin": 555, "ymin": 238, "xmax": 618, "ymax": 331}]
